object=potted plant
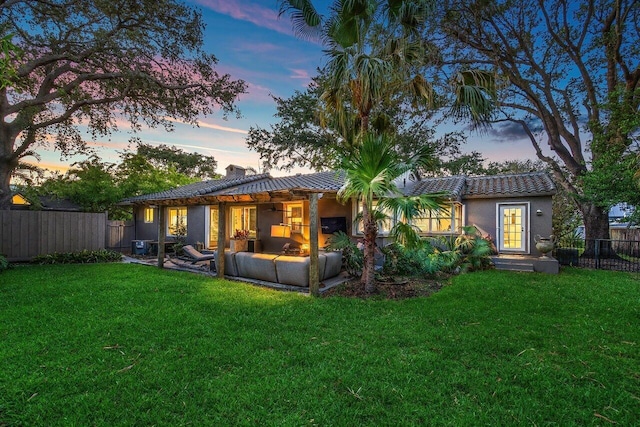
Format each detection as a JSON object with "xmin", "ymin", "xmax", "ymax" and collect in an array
[{"xmin": 230, "ymin": 229, "xmax": 249, "ymax": 252}]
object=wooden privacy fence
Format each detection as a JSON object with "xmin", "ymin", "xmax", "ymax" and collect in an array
[
  {"xmin": 0, "ymin": 210, "xmax": 107, "ymax": 261},
  {"xmin": 611, "ymin": 227, "xmax": 640, "ymax": 242},
  {"xmin": 106, "ymin": 220, "xmax": 135, "ymax": 252}
]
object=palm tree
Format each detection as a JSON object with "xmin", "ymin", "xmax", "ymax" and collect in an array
[
  {"xmin": 338, "ymin": 132, "xmax": 441, "ymax": 293},
  {"xmin": 279, "ymin": 0, "xmax": 496, "ymax": 138},
  {"xmin": 281, "ymin": 0, "xmax": 496, "ymax": 292},
  {"xmin": 279, "ymin": 0, "xmax": 437, "ymax": 140},
  {"xmin": 378, "ymin": 194, "xmax": 445, "ymax": 249}
]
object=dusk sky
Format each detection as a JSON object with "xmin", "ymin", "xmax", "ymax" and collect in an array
[{"xmin": 33, "ymin": 0, "xmax": 537, "ymax": 177}]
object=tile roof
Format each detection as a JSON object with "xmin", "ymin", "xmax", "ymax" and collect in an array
[
  {"xmin": 402, "ymin": 176, "xmax": 467, "ymax": 199},
  {"xmin": 464, "ymin": 172, "xmax": 556, "ymax": 198},
  {"xmin": 216, "ymin": 171, "xmax": 345, "ymax": 195},
  {"xmin": 121, "ymin": 170, "xmax": 555, "ymax": 204},
  {"xmin": 121, "ymin": 173, "xmax": 271, "ymax": 203}
]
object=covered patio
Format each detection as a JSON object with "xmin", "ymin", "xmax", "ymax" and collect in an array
[{"xmin": 123, "ymin": 169, "xmax": 347, "ymax": 296}]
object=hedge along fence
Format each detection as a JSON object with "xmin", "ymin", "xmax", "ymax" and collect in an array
[{"xmin": 0, "ymin": 210, "xmax": 107, "ymax": 262}]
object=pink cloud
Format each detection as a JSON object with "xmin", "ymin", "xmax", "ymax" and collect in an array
[
  {"xmin": 23, "ymin": 159, "xmax": 71, "ymax": 173},
  {"xmin": 238, "ymin": 82, "xmax": 274, "ymax": 104},
  {"xmin": 289, "ymin": 68, "xmax": 311, "ymax": 80},
  {"xmin": 194, "ymin": 0, "xmax": 294, "ymax": 36},
  {"xmin": 232, "ymin": 41, "xmax": 282, "ymax": 54},
  {"xmin": 86, "ymin": 140, "xmax": 130, "ymax": 151}
]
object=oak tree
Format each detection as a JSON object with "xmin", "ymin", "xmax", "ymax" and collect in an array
[
  {"xmin": 438, "ymin": 0, "xmax": 640, "ymax": 245},
  {"xmin": 0, "ymin": 0, "xmax": 246, "ymax": 209}
]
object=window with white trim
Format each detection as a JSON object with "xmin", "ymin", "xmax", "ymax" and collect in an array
[
  {"xmin": 230, "ymin": 206, "xmax": 257, "ymax": 239},
  {"xmin": 167, "ymin": 207, "xmax": 187, "ymax": 236},
  {"xmin": 283, "ymin": 202, "xmax": 304, "ymax": 233},
  {"xmin": 353, "ymin": 200, "xmax": 392, "ymax": 235},
  {"xmin": 144, "ymin": 207, "xmax": 154, "ymax": 223},
  {"xmin": 412, "ymin": 203, "xmax": 463, "ymax": 234}
]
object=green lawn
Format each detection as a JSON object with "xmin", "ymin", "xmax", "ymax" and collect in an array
[{"xmin": 1, "ymin": 264, "xmax": 639, "ymax": 426}]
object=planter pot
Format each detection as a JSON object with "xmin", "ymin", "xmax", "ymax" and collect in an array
[
  {"xmin": 534, "ymin": 235, "xmax": 555, "ymax": 258},
  {"xmin": 230, "ymin": 239, "xmax": 248, "ymax": 252}
]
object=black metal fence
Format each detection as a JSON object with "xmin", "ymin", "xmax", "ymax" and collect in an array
[{"xmin": 554, "ymin": 239, "xmax": 640, "ymax": 272}]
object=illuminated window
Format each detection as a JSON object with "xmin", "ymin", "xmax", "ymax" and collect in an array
[
  {"xmin": 230, "ymin": 206, "xmax": 257, "ymax": 239},
  {"xmin": 413, "ymin": 203, "xmax": 462, "ymax": 234},
  {"xmin": 208, "ymin": 207, "xmax": 218, "ymax": 249},
  {"xmin": 283, "ymin": 202, "xmax": 303, "ymax": 233},
  {"xmin": 144, "ymin": 208, "xmax": 154, "ymax": 223},
  {"xmin": 168, "ymin": 207, "xmax": 187, "ymax": 236},
  {"xmin": 354, "ymin": 200, "xmax": 392, "ymax": 235},
  {"xmin": 11, "ymin": 194, "xmax": 30, "ymax": 205}
]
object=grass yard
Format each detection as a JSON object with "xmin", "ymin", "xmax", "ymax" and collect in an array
[{"xmin": 1, "ymin": 264, "xmax": 639, "ymax": 426}]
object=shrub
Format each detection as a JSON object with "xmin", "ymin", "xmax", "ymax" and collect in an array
[
  {"xmin": 381, "ymin": 241, "xmax": 441, "ymax": 276},
  {"xmin": 0, "ymin": 254, "xmax": 10, "ymax": 272},
  {"xmin": 324, "ymin": 231, "xmax": 363, "ymax": 277},
  {"xmin": 382, "ymin": 226, "xmax": 494, "ymax": 277},
  {"xmin": 171, "ymin": 219, "xmax": 188, "ymax": 255},
  {"xmin": 427, "ymin": 226, "xmax": 494, "ymax": 273},
  {"xmin": 31, "ymin": 249, "xmax": 123, "ymax": 265}
]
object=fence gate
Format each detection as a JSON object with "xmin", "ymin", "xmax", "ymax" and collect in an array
[{"xmin": 107, "ymin": 220, "xmax": 135, "ymax": 252}]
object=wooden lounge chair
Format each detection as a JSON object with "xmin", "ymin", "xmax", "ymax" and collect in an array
[{"xmin": 182, "ymin": 245, "xmax": 216, "ymax": 265}]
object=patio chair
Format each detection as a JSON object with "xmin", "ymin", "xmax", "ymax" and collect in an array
[{"xmin": 182, "ymin": 245, "xmax": 217, "ymax": 266}]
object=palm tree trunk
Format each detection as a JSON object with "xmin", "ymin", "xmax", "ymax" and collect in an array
[{"xmin": 361, "ymin": 204, "xmax": 377, "ymax": 293}]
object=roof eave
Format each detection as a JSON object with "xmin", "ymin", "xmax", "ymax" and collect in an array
[{"xmin": 462, "ymin": 191, "xmax": 556, "ymax": 200}]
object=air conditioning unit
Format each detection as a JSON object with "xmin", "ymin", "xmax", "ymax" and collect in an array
[{"xmin": 131, "ymin": 240, "xmax": 152, "ymax": 255}]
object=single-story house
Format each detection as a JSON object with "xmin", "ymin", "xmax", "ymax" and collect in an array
[{"xmin": 120, "ymin": 164, "xmax": 556, "ymax": 289}]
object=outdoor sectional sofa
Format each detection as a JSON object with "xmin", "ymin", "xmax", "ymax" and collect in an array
[{"xmin": 222, "ymin": 251, "xmax": 343, "ymax": 288}]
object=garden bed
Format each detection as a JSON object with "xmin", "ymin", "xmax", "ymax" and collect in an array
[{"xmin": 322, "ymin": 275, "xmax": 447, "ymax": 299}]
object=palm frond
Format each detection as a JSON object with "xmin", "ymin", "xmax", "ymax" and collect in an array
[
  {"xmin": 278, "ymin": 0, "xmax": 323, "ymax": 41},
  {"xmin": 450, "ymin": 69, "xmax": 498, "ymax": 128}
]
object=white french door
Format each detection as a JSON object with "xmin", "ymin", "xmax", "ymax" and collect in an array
[{"xmin": 498, "ymin": 204, "xmax": 527, "ymax": 252}]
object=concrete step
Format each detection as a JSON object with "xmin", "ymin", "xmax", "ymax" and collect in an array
[
  {"xmin": 493, "ymin": 261, "xmax": 535, "ymax": 272},
  {"xmin": 492, "ymin": 256, "xmax": 536, "ymax": 272}
]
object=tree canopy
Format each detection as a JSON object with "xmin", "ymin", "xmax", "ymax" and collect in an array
[
  {"xmin": 250, "ymin": 1, "xmax": 496, "ymax": 175},
  {"xmin": 30, "ymin": 142, "xmax": 213, "ymax": 218},
  {"xmin": 436, "ymin": 0, "xmax": 640, "ymax": 241},
  {"xmin": 0, "ymin": 0, "xmax": 246, "ymax": 209},
  {"xmin": 131, "ymin": 143, "xmax": 219, "ymax": 180},
  {"xmin": 246, "ymin": 76, "xmax": 481, "ymax": 174}
]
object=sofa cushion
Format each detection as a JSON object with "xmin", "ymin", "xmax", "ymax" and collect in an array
[
  {"xmin": 223, "ymin": 251, "xmax": 238, "ymax": 276},
  {"xmin": 234, "ymin": 252, "xmax": 278, "ymax": 283},
  {"xmin": 321, "ymin": 251, "xmax": 343, "ymax": 280},
  {"xmin": 274, "ymin": 256, "xmax": 309, "ymax": 287}
]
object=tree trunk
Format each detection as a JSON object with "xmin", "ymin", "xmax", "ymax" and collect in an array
[
  {"xmin": 0, "ymin": 117, "xmax": 19, "ymax": 210},
  {"xmin": 0, "ymin": 157, "xmax": 17, "ymax": 210},
  {"xmin": 580, "ymin": 202, "xmax": 613, "ymax": 258},
  {"xmin": 361, "ymin": 204, "xmax": 377, "ymax": 293}
]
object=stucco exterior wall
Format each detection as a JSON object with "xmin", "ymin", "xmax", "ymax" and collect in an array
[
  {"xmin": 465, "ymin": 195, "xmax": 553, "ymax": 255},
  {"xmin": 257, "ymin": 203, "xmax": 288, "ymax": 253},
  {"xmin": 133, "ymin": 206, "xmax": 157, "ymax": 241},
  {"xmin": 186, "ymin": 206, "xmax": 206, "ymax": 247},
  {"xmin": 133, "ymin": 205, "xmax": 207, "ymax": 247}
]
